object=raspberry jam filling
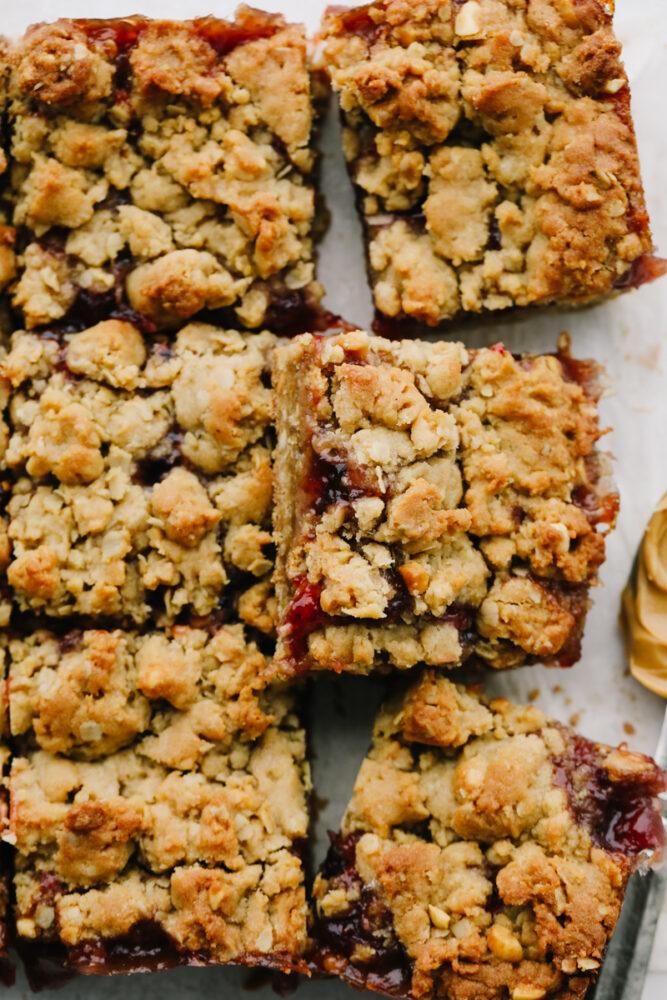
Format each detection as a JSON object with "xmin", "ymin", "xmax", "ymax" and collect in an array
[
  {"xmin": 262, "ymin": 293, "xmax": 346, "ymax": 340},
  {"xmin": 304, "ymin": 449, "xmax": 380, "ymax": 516},
  {"xmin": 77, "ymin": 11, "xmax": 282, "ymax": 61},
  {"xmin": 553, "ymin": 734, "xmax": 666, "ymax": 857},
  {"xmin": 328, "ymin": 5, "xmax": 385, "ymax": 47},
  {"xmin": 614, "ymin": 253, "xmax": 667, "ymax": 292},
  {"xmin": 309, "ymin": 832, "xmax": 412, "ymax": 998}
]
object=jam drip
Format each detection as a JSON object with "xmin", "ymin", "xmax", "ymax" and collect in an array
[
  {"xmin": 263, "ymin": 290, "xmax": 340, "ymax": 339},
  {"xmin": 614, "ymin": 253, "xmax": 667, "ymax": 291},
  {"xmin": 553, "ymin": 733, "xmax": 666, "ymax": 857},
  {"xmin": 537, "ymin": 579, "xmax": 589, "ymax": 669},
  {"xmin": 68, "ymin": 920, "xmax": 189, "ymax": 974},
  {"xmin": 309, "ymin": 832, "xmax": 413, "ymax": 998},
  {"xmin": 76, "ymin": 11, "xmax": 282, "ymax": 60},
  {"xmin": 281, "ymin": 575, "xmax": 326, "ymax": 673},
  {"xmin": 330, "ymin": 5, "xmax": 385, "ymax": 47}
]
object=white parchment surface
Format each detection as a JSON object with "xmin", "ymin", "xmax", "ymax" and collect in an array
[{"xmin": 1, "ymin": 0, "xmax": 666, "ymax": 996}]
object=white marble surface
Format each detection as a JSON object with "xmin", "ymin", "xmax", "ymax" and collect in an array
[{"xmin": 2, "ymin": 0, "xmax": 667, "ymax": 996}]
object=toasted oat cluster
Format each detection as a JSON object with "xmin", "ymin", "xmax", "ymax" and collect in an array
[
  {"xmin": 2, "ymin": 321, "xmax": 277, "ymax": 625},
  {"xmin": 6, "ymin": 9, "xmax": 322, "ymax": 334},
  {"xmin": 322, "ymin": 0, "xmax": 664, "ymax": 326},
  {"xmin": 311, "ymin": 672, "xmax": 667, "ymax": 1000},
  {"xmin": 9, "ymin": 622, "xmax": 310, "ymax": 971},
  {"xmin": 8, "ymin": 623, "xmax": 283, "ymax": 762},
  {"xmin": 273, "ymin": 330, "xmax": 616, "ymax": 675}
]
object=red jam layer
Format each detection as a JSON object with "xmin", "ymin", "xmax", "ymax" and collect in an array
[
  {"xmin": 309, "ymin": 832, "xmax": 412, "ymax": 998},
  {"xmin": 553, "ymin": 733, "xmax": 666, "ymax": 857},
  {"xmin": 281, "ymin": 572, "xmax": 475, "ymax": 673},
  {"xmin": 327, "ymin": 5, "xmax": 385, "ymax": 48},
  {"xmin": 76, "ymin": 11, "xmax": 283, "ymax": 60}
]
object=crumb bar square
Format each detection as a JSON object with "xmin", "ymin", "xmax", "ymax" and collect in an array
[
  {"xmin": 9, "ymin": 623, "xmax": 309, "ymax": 973},
  {"xmin": 322, "ymin": 0, "xmax": 664, "ymax": 327},
  {"xmin": 273, "ymin": 330, "xmax": 616, "ymax": 675},
  {"xmin": 7, "ymin": 9, "xmax": 322, "ymax": 335},
  {"xmin": 310, "ymin": 671, "xmax": 666, "ymax": 1000},
  {"xmin": 0, "ymin": 644, "xmax": 10, "ymax": 974},
  {"xmin": 3, "ymin": 321, "xmax": 277, "ymax": 625}
]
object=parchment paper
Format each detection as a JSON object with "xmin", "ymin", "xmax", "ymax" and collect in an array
[{"xmin": 1, "ymin": 0, "xmax": 666, "ymax": 995}]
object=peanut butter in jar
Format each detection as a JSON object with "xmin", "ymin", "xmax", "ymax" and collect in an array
[{"xmin": 621, "ymin": 492, "xmax": 667, "ymax": 698}]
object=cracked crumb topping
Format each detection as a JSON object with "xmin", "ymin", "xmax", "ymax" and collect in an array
[
  {"xmin": 273, "ymin": 330, "xmax": 616, "ymax": 675},
  {"xmin": 322, "ymin": 0, "xmax": 662, "ymax": 324},
  {"xmin": 311, "ymin": 671, "xmax": 666, "ymax": 1000},
  {"xmin": 11, "ymin": 687, "xmax": 309, "ymax": 960},
  {"xmin": 2, "ymin": 321, "xmax": 277, "ymax": 625},
  {"xmin": 6, "ymin": 11, "xmax": 321, "ymax": 334}
]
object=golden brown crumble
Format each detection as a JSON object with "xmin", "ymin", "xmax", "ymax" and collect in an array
[
  {"xmin": 7, "ymin": 13, "xmax": 321, "ymax": 331},
  {"xmin": 3, "ymin": 321, "xmax": 277, "ymax": 623},
  {"xmin": 322, "ymin": 0, "xmax": 659, "ymax": 324},
  {"xmin": 311, "ymin": 672, "xmax": 666, "ymax": 1000},
  {"xmin": 11, "ymin": 687, "xmax": 309, "ymax": 961},
  {"xmin": 9, "ymin": 623, "xmax": 283, "ymax": 763},
  {"xmin": 273, "ymin": 330, "xmax": 613, "ymax": 674}
]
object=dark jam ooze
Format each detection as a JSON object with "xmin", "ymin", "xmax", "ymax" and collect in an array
[
  {"xmin": 306, "ymin": 445, "xmax": 381, "ymax": 517},
  {"xmin": 556, "ymin": 349, "xmax": 602, "ymax": 402},
  {"xmin": 572, "ymin": 482, "xmax": 620, "ymax": 529},
  {"xmin": 306, "ymin": 451, "xmax": 349, "ymax": 516},
  {"xmin": 69, "ymin": 920, "xmax": 188, "ymax": 975},
  {"xmin": 383, "ymin": 569, "xmax": 413, "ymax": 624},
  {"xmin": 553, "ymin": 734, "xmax": 666, "ymax": 857},
  {"xmin": 263, "ymin": 290, "xmax": 328, "ymax": 340},
  {"xmin": 335, "ymin": 5, "xmax": 385, "ymax": 47},
  {"xmin": 310, "ymin": 832, "xmax": 412, "ymax": 999},
  {"xmin": 320, "ymin": 830, "xmax": 362, "ymax": 880},
  {"xmin": 243, "ymin": 968, "xmax": 300, "ymax": 996},
  {"xmin": 371, "ymin": 314, "xmax": 408, "ymax": 341},
  {"xmin": 43, "ymin": 285, "xmax": 158, "ymax": 337},
  {"xmin": 132, "ymin": 427, "xmax": 184, "ymax": 486},
  {"xmin": 487, "ymin": 216, "xmax": 502, "ymax": 252},
  {"xmin": 440, "ymin": 604, "xmax": 476, "ymax": 650},
  {"xmin": 14, "ymin": 939, "xmax": 73, "ymax": 992},
  {"xmin": 614, "ymin": 253, "xmax": 667, "ymax": 292},
  {"xmin": 532, "ymin": 578, "xmax": 588, "ymax": 668}
]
